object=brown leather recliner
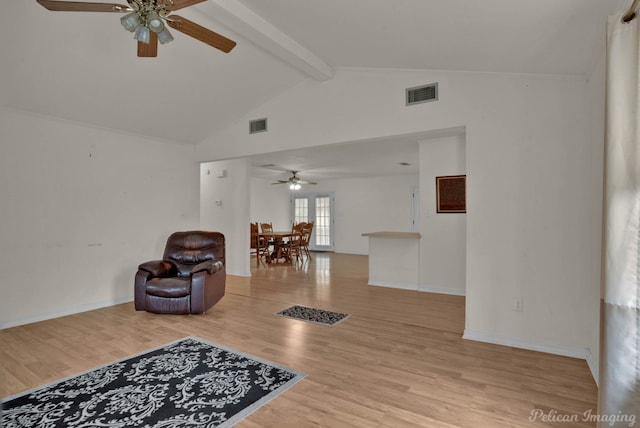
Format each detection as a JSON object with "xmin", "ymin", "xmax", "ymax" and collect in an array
[{"xmin": 135, "ymin": 231, "xmax": 226, "ymax": 314}]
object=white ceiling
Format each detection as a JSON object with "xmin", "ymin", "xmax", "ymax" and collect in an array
[
  {"xmin": 238, "ymin": 0, "xmax": 621, "ymax": 75},
  {"xmin": 0, "ymin": 0, "xmax": 629, "ymax": 178},
  {"xmin": 251, "ymin": 135, "xmax": 422, "ymax": 183},
  {"xmin": 0, "ymin": 1, "xmax": 307, "ymax": 144}
]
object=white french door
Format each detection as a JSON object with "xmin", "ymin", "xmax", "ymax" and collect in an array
[{"xmin": 291, "ymin": 193, "xmax": 334, "ymax": 251}]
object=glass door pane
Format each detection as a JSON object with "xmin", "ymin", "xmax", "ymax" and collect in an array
[
  {"xmin": 314, "ymin": 196, "xmax": 331, "ymax": 247},
  {"xmin": 291, "ymin": 193, "xmax": 334, "ymax": 251},
  {"xmin": 293, "ymin": 197, "xmax": 309, "ymax": 224}
]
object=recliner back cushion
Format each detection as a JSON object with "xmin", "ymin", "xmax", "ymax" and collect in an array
[{"xmin": 163, "ymin": 231, "xmax": 225, "ymax": 266}]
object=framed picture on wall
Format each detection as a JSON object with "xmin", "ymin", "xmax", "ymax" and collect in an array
[{"xmin": 436, "ymin": 175, "xmax": 466, "ymax": 213}]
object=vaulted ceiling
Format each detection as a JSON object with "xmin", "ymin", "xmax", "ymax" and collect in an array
[{"xmin": 0, "ymin": 0, "xmax": 628, "ymax": 157}]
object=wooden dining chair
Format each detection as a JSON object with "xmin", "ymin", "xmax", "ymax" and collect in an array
[
  {"xmin": 260, "ymin": 222, "xmax": 276, "ymax": 253},
  {"xmin": 279, "ymin": 222, "xmax": 304, "ymax": 263},
  {"xmin": 250, "ymin": 222, "xmax": 268, "ymax": 265},
  {"xmin": 300, "ymin": 221, "xmax": 313, "ymax": 259}
]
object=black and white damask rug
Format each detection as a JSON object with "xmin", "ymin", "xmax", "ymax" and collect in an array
[
  {"xmin": 2, "ymin": 336, "xmax": 305, "ymax": 428},
  {"xmin": 275, "ymin": 305, "xmax": 351, "ymax": 326}
]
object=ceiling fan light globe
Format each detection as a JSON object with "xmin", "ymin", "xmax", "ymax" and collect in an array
[
  {"xmin": 157, "ymin": 28, "xmax": 174, "ymax": 44},
  {"xmin": 120, "ymin": 12, "xmax": 140, "ymax": 32},
  {"xmin": 134, "ymin": 24, "xmax": 150, "ymax": 44},
  {"xmin": 147, "ymin": 12, "xmax": 165, "ymax": 33}
]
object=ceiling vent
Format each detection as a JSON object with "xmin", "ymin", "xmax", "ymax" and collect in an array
[
  {"xmin": 249, "ymin": 118, "xmax": 268, "ymax": 134},
  {"xmin": 406, "ymin": 83, "xmax": 438, "ymax": 106}
]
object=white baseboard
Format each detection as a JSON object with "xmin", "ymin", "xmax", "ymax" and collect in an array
[
  {"xmin": 335, "ymin": 250, "xmax": 368, "ymax": 256},
  {"xmin": 0, "ymin": 296, "xmax": 134, "ymax": 330},
  {"xmin": 369, "ymin": 281, "xmax": 466, "ymax": 296},
  {"xmin": 463, "ymin": 329, "xmax": 591, "ymax": 360},
  {"xmin": 369, "ymin": 281, "xmax": 418, "ymax": 291},
  {"xmin": 369, "ymin": 281, "xmax": 466, "ymax": 297},
  {"xmin": 585, "ymin": 348, "xmax": 599, "ymax": 386},
  {"xmin": 227, "ymin": 269, "xmax": 251, "ymax": 277},
  {"xmin": 418, "ymin": 285, "xmax": 466, "ymax": 296}
]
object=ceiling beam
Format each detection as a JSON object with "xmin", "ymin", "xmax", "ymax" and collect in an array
[{"xmin": 206, "ymin": 0, "xmax": 334, "ymax": 81}]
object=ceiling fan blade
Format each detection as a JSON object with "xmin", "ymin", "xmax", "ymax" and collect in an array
[
  {"xmin": 272, "ymin": 181, "xmax": 289, "ymax": 185},
  {"xmin": 167, "ymin": 15, "xmax": 236, "ymax": 53},
  {"xmin": 167, "ymin": 0, "xmax": 207, "ymax": 11},
  {"xmin": 137, "ymin": 32, "xmax": 158, "ymax": 57},
  {"xmin": 298, "ymin": 180, "xmax": 317, "ymax": 185},
  {"xmin": 37, "ymin": 0, "xmax": 130, "ymax": 12}
]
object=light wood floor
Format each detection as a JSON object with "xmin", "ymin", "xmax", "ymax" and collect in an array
[{"xmin": 1, "ymin": 253, "xmax": 597, "ymax": 427}]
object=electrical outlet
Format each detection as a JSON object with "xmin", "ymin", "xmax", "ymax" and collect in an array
[{"xmin": 512, "ymin": 298, "xmax": 524, "ymax": 312}]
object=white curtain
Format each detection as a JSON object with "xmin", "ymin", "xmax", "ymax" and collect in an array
[{"xmin": 600, "ymin": 11, "xmax": 640, "ymax": 425}]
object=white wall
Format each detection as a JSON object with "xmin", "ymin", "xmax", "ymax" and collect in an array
[
  {"xmin": 419, "ymin": 135, "xmax": 467, "ymax": 295},
  {"xmin": 195, "ymin": 67, "xmax": 600, "ymax": 359},
  {"xmin": 250, "ymin": 177, "xmax": 290, "ymax": 229},
  {"xmin": 463, "ymin": 74, "xmax": 594, "ymax": 357},
  {"xmin": 0, "ymin": 108, "xmax": 200, "ymax": 328},
  {"xmin": 200, "ymin": 159, "xmax": 251, "ymax": 277},
  {"xmin": 314, "ymin": 175, "xmax": 418, "ymax": 254}
]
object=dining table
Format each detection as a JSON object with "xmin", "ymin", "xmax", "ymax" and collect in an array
[{"xmin": 260, "ymin": 230, "xmax": 301, "ymax": 263}]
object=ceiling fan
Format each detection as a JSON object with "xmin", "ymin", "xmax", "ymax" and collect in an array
[
  {"xmin": 272, "ymin": 171, "xmax": 317, "ymax": 190},
  {"xmin": 36, "ymin": 0, "xmax": 236, "ymax": 57}
]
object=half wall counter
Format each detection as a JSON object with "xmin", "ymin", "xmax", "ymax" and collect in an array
[{"xmin": 361, "ymin": 231, "xmax": 421, "ymax": 290}]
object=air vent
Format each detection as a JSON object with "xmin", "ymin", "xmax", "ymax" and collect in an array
[
  {"xmin": 406, "ymin": 83, "xmax": 438, "ymax": 106},
  {"xmin": 249, "ymin": 118, "xmax": 268, "ymax": 134}
]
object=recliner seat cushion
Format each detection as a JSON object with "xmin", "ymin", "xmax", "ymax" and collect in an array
[{"xmin": 146, "ymin": 277, "xmax": 191, "ymax": 298}]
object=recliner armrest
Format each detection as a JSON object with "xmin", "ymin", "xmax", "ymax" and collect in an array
[{"xmin": 138, "ymin": 260, "xmax": 176, "ymax": 277}]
